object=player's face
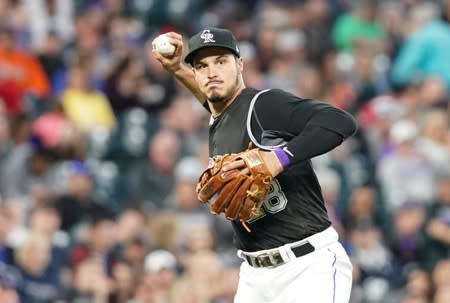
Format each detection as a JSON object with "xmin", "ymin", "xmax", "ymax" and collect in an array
[{"xmin": 192, "ymin": 47, "xmax": 243, "ymax": 103}]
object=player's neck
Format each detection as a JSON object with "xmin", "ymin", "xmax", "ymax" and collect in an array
[{"xmin": 209, "ymin": 82, "xmax": 246, "ymax": 117}]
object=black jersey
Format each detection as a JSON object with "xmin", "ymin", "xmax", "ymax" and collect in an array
[{"xmin": 208, "ymin": 87, "xmax": 356, "ymax": 252}]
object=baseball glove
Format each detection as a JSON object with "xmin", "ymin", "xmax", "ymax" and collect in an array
[{"xmin": 196, "ymin": 144, "xmax": 273, "ymax": 232}]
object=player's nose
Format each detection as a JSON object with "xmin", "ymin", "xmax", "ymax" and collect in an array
[
  {"xmin": 206, "ymin": 65, "xmax": 220, "ymax": 78},
  {"xmin": 206, "ymin": 69, "xmax": 217, "ymax": 78}
]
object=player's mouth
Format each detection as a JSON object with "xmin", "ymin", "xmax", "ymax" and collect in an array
[{"xmin": 206, "ymin": 80, "xmax": 223, "ymax": 88}]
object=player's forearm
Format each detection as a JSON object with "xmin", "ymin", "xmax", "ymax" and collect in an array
[
  {"xmin": 278, "ymin": 109, "xmax": 357, "ymax": 165},
  {"xmin": 151, "ymin": 32, "xmax": 207, "ymax": 105},
  {"xmin": 282, "ymin": 126, "xmax": 345, "ymax": 163},
  {"xmin": 172, "ymin": 65, "xmax": 207, "ymax": 105}
]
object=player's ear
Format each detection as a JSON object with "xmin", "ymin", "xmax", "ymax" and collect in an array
[{"xmin": 236, "ymin": 57, "xmax": 244, "ymax": 73}]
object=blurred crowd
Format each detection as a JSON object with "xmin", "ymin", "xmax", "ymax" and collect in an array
[{"xmin": 0, "ymin": 0, "xmax": 449, "ymax": 302}]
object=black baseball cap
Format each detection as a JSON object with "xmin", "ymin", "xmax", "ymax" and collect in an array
[{"xmin": 184, "ymin": 28, "xmax": 240, "ymax": 65}]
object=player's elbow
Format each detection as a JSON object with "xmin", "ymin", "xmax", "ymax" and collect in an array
[
  {"xmin": 314, "ymin": 108, "xmax": 358, "ymax": 139},
  {"xmin": 340, "ymin": 112, "xmax": 358, "ymax": 139}
]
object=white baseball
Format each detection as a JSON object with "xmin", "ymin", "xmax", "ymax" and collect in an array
[{"xmin": 154, "ymin": 34, "xmax": 176, "ymax": 56}]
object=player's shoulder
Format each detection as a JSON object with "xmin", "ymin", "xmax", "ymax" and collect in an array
[
  {"xmin": 261, "ymin": 88, "xmax": 304, "ymax": 102},
  {"xmin": 256, "ymin": 88, "xmax": 327, "ymax": 108}
]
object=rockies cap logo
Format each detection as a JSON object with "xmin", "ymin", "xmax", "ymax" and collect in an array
[{"xmin": 200, "ymin": 29, "xmax": 215, "ymax": 43}]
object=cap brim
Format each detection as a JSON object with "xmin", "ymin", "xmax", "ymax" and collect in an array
[{"xmin": 185, "ymin": 45, "xmax": 240, "ymax": 64}]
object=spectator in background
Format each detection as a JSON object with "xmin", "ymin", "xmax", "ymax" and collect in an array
[
  {"xmin": 31, "ymin": 100, "xmax": 71, "ymax": 150},
  {"xmin": 316, "ymin": 167, "xmax": 346, "ymax": 237},
  {"xmin": 219, "ymin": 264, "xmax": 240, "ymax": 303},
  {"xmin": 377, "ymin": 0, "xmax": 407, "ymax": 59},
  {"xmin": 115, "ymin": 207, "xmax": 150, "ymax": 275},
  {"xmin": 0, "ymin": 287, "xmax": 18, "ymax": 303},
  {"xmin": 104, "ymin": 56, "xmax": 147, "ymax": 115},
  {"xmin": 159, "ymin": 95, "xmax": 206, "ymax": 156},
  {"xmin": 172, "ymin": 250, "xmax": 225, "ymax": 303},
  {"xmin": 0, "ymin": 199, "xmax": 28, "ymax": 249},
  {"xmin": 119, "ymin": 236, "xmax": 149, "ymax": 280},
  {"xmin": 161, "ymin": 156, "xmax": 216, "ymax": 259},
  {"xmin": 0, "ymin": 206, "xmax": 15, "ymax": 265},
  {"xmin": 343, "ymin": 185, "xmax": 384, "ymax": 235},
  {"xmin": 36, "ymin": 32, "xmax": 66, "ymax": 86},
  {"xmin": 302, "ymin": 0, "xmax": 334, "ymax": 65},
  {"xmin": 0, "ymin": 263, "xmax": 19, "ymax": 303},
  {"xmin": 348, "ymin": 224, "xmax": 394, "ymax": 302},
  {"xmin": 417, "ymin": 109, "xmax": 450, "ymax": 173},
  {"xmin": 107, "ymin": 14, "xmax": 144, "ymax": 58},
  {"xmin": 31, "ymin": 99, "xmax": 84, "ymax": 160},
  {"xmin": 164, "ymin": 156, "xmax": 209, "ymax": 217},
  {"xmin": 392, "ymin": 1, "xmax": 450, "ymax": 88},
  {"xmin": 399, "ymin": 294, "xmax": 429, "ymax": 303},
  {"xmin": 52, "ymin": 160, "xmax": 109, "ymax": 232},
  {"xmin": 7, "ymin": 112, "xmax": 34, "ymax": 148},
  {"xmin": 358, "ymin": 89, "xmax": 415, "ymax": 159},
  {"xmin": 431, "ymin": 259, "xmax": 450, "ymax": 301},
  {"xmin": 388, "ymin": 203, "xmax": 426, "ymax": 282},
  {"xmin": 265, "ymin": 27, "xmax": 306, "ymax": 92},
  {"xmin": 143, "ymin": 249, "xmax": 178, "ymax": 303},
  {"xmin": 147, "ymin": 211, "xmax": 178, "ymax": 254},
  {"xmin": 63, "ymin": 10, "xmax": 111, "ymax": 84},
  {"xmin": 295, "ymin": 64, "xmax": 325, "ymax": 100},
  {"xmin": 28, "ymin": 204, "xmax": 69, "ymax": 250},
  {"xmin": 313, "ymin": 138, "xmax": 372, "ymax": 212},
  {"xmin": 0, "ymin": 133, "xmax": 55, "ymax": 202},
  {"xmin": 67, "ymin": 256, "xmax": 114, "ymax": 303},
  {"xmin": 127, "ymin": 127, "xmax": 181, "ymax": 211},
  {"xmin": 170, "ymin": 278, "xmax": 208, "ymax": 303},
  {"xmin": 111, "ymin": 260, "xmax": 136, "ymax": 303},
  {"xmin": 0, "ymin": 23, "xmax": 50, "ymax": 117},
  {"xmin": 60, "ymin": 63, "xmax": 116, "ymax": 132},
  {"xmin": 126, "ymin": 271, "xmax": 157, "ymax": 303},
  {"xmin": 22, "ymin": 0, "xmax": 74, "ymax": 50},
  {"xmin": 423, "ymin": 173, "xmax": 450, "ymax": 271},
  {"xmin": 69, "ymin": 215, "xmax": 118, "ymax": 277},
  {"xmin": 378, "ymin": 120, "xmax": 435, "ymax": 211},
  {"xmin": 116, "ymin": 207, "xmax": 149, "ymax": 247},
  {"xmin": 347, "ymin": 47, "xmax": 391, "ymax": 113},
  {"xmin": 418, "ymin": 76, "xmax": 448, "ymax": 108},
  {"xmin": 238, "ymin": 41, "xmax": 266, "ymax": 90},
  {"xmin": 13, "ymin": 232, "xmax": 65, "ymax": 303},
  {"xmin": 434, "ymin": 290, "xmax": 450, "ymax": 303},
  {"xmin": 332, "ymin": 0, "xmax": 385, "ymax": 53},
  {"xmin": 0, "ymin": 104, "xmax": 11, "ymax": 165},
  {"xmin": 388, "ymin": 268, "xmax": 432, "ymax": 303}
]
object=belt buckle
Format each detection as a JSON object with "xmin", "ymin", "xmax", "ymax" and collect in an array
[{"xmin": 255, "ymin": 252, "xmax": 282, "ymax": 268}]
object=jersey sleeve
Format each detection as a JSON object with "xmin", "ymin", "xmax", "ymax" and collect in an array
[{"xmin": 252, "ymin": 89, "xmax": 358, "ymax": 164}]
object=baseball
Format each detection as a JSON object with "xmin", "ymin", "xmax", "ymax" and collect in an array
[{"xmin": 154, "ymin": 34, "xmax": 176, "ymax": 57}]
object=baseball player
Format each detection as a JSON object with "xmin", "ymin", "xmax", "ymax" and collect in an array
[{"xmin": 152, "ymin": 28, "xmax": 357, "ymax": 303}]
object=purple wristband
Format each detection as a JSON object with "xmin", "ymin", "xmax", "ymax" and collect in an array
[{"xmin": 273, "ymin": 147, "xmax": 291, "ymax": 169}]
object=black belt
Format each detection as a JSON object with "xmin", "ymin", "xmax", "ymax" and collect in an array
[{"xmin": 242, "ymin": 242, "xmax": 315, "ymax": 268}]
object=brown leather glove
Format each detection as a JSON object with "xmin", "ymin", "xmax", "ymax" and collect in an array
[{"xmin": 196, "ymin": 145, "xmax": 273, "ymax": 231}]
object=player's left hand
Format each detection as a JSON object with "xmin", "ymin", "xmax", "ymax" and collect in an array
[
  {"xmin": 222, "ymin": 150, "xmax": 283, "ymax": 177},
  {"xmin": 196, "ymin": 145, "xmax": 276, "ymax": 231}
]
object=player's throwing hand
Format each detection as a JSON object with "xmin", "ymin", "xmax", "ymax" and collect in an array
[{"xmin": 151, "ymin": 32, "xmax": 184, "ymax": 73}]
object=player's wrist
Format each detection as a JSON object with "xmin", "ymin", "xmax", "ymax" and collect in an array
[
  {"xmin": 165, "ymin": 62, "xmax": 182, "ymax": 74},
  {"xmin": 173, "ymin": 64, "xmax": 193, "ymax": 78},
  {"xmin": 273, "ymin": 147, "xmax": 291, "ymax": 170}
]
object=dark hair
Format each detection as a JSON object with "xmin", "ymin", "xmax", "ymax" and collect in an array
[{"xmin": 30, "ymin": 203, "xmax": 59, "ymax": 215}]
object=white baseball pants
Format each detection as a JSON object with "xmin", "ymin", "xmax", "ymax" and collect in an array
[{"xmin": 234, "ymin": 226, "xmax": 352, "ymax": 303}]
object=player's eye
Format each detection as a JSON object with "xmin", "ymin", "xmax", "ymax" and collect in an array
[{"xmin": 196, "ymin": 64, "xmax": 206, "ymax": 69}]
